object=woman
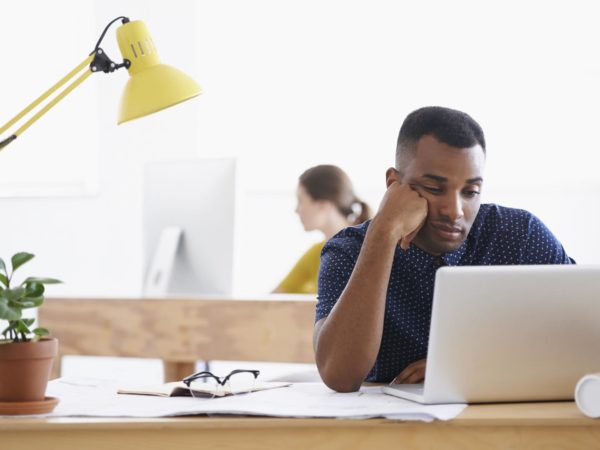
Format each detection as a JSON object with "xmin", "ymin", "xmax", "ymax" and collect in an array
[{"xmin": 273, "ymin": 165, "xmax": 371, "ymax": 294}]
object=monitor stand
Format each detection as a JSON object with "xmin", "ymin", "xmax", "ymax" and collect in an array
[{"xmin": 143, "ymin": 226, "xmax": 182, "ymax": 297}]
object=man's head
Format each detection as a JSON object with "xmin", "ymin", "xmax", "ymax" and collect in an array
[{"xmin": 389, "ymin": 106, "xmax": 486, "ymax": 255}]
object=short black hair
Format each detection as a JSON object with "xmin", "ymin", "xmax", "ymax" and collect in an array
[{"xmin": 396, "ymin": 106, "xmax": 486, "ymax": 169}]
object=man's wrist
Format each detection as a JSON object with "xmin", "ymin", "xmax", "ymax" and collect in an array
[{"xmin": 368, "ymin": 215, "xmax": 404, "ymax": 245}]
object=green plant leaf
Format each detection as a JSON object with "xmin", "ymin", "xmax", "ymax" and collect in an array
[
  {"xmin": 11, "ymin": 252, "xmax": 34, "ymax": 273},
  {"xmin": 4, "ymin": 287, "xmax": 26, "ymax": 302},
  {"xmin": 22, "ymin": 318, "xmax": 35, "ymax": 326},
  {"xmin": 0, "ymin": 273, "xmax": 8, "ymax": 288},
  {"xmin": 24, "ymin": 282, "xmax": 44, "ymax": 297},
  {"xmin": 33, "ymin": 327, "xmax": 50, "ymax": 337},
  {"xmin": 15, "ymin": 320, "xmax": 31, "ymax": 335},
  {"xmin": 22, "ymin": 277, "xmax": 62, "ymax": 285},
  {"xmin": 0, "ymin": 258, "xmax": 6, "ymax": 275},
  {"xmin": 0, "ymin": 298, "xmax": 21, "ymax": 321},
  {"xmin": 16, "ymin": 296, "xmax": 43, "ymax": 309}
]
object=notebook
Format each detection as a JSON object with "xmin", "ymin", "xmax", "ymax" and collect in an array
[
  {"xmin": 383, "ymin": 265, "xmax": 600, "ymax": 404},
  {"xmin": 118, "ymin": 380, "xmax": 291, "ymax": 398}
]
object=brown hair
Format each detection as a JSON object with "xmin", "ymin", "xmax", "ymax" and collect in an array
[{"xmin": 299, "ymin": 165, "xmax": 371, "ymax": 226}]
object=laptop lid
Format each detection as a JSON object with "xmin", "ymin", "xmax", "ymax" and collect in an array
[{"xmin": 422, "ymin": 265, "xmax": 600, "ymax": 404}]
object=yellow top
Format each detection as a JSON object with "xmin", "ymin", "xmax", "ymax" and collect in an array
[{"xmin": 277, "ymin": 241, "xmax": 325, "ymax": 294}]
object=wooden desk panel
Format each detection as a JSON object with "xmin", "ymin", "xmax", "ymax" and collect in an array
[
  {"xmin": 2, "ymin": 402, "xmax": 599, "ymax": 450},
  {"xmin": 40, "ymin": 296, "xmax": 317, "ymax": 380}
]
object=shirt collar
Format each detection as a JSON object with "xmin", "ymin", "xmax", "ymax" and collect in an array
[{"xmin": 395, "ymin": 237, "xmax": 469, "ymax": 272}]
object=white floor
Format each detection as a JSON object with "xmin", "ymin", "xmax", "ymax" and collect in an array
[{"xmin": 61, "ymin": 356, "xmax": 319, "ymax": 384}]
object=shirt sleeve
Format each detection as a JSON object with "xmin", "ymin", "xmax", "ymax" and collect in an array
[
  {"xmin": 315, "ymin": 238, "xmax": 360, "ymax": 323},
  {"xmin": 522, "ymin": 214, "xmax": 575, "ymax": 264}
]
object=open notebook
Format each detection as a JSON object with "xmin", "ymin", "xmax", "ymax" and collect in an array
[{"xmin": 118, "ymin": 380, "xmax": 291, "ymax": 398}]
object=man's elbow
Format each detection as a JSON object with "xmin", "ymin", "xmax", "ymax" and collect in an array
[{"xmin": 317, "ymin": 364, "xmax": 364, "ymax": 393}]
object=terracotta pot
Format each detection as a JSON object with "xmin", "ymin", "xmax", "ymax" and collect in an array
[{"xmin": 0, "ymin": 337, "xmax": 58, "ymax": 402}]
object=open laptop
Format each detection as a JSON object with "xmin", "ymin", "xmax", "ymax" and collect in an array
[{"xmin": 383, "ymin": 265, "xmax": 600, "ymax": 404}]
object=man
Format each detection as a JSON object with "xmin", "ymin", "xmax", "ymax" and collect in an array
[{"xmin": 313, "ymin": 106, "xmax": 573, "ymax": 393}]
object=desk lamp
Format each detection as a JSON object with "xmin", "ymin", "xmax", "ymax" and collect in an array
[{"xmin": 0, "ymin": 16, "xmax": 202, "ymax": 150}]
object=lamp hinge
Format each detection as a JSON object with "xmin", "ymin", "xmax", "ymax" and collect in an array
[{"xmin": 90, "ymin": 48, "xmax": 130, "ymax": 73}]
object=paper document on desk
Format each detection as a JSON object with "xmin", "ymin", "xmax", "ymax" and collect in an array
[
  {"xmin": 40, "ymin": 377, "xmax": 465, "ymax": 422},
  {"xmin": 118, "ymin": 380, "xmax": 291, "ymax": 397}
]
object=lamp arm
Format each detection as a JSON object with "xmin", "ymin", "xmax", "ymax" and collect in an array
[
  {"xmin": 0, "ymin": 54, "xmax": 94, "ymax": 151},
  {"xmin": 0, "ymin": 16, "xmax": 131, "ymax": 152}
]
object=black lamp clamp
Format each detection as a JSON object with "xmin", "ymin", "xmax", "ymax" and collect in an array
[{"xmin": 89, "ymin": 16, "xmax": 131, "ymax": 74}]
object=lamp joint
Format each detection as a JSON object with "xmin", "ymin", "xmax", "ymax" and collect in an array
[
  {"xmin": 90, "ymin": 48, "xmax": 129, "ymax": 73},
  {"xmin": 0, "ymin": 135, "xmax": 17, "ymax": 150}
]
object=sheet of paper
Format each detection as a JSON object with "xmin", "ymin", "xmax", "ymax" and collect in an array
[
  {"xmin": 117, "ymin": 380, "xmax": 291, "ymax": 397},
  {"xmin": 31, "ymin": 377, "xmax": 466, "ymax": 422}
]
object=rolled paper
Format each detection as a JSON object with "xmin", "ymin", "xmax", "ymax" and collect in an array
[{"xmin": 575, "ymin": 373, "xmax": 600, "ymax": 418}]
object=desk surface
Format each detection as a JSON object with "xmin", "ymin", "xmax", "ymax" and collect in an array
[
  {"xmin": 33, "ymin": 298, "xmax": 600, "ymax": 449},
  {"xmin": 2, "ymin": 402, "xmax": 600, "ymax": 450}
]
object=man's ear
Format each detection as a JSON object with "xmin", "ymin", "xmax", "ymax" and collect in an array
[{"xmin": 385, "ymin": 167, "xmax": 401, "ymax": 188}]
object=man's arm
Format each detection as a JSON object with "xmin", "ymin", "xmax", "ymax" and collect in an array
[
  {"xmin": 313, "ymin": 177, "xmax": 427, "ymax": 392},
  {"xmin": 522, "ymin": 213, "xmax": 574, "ymax": 265}
]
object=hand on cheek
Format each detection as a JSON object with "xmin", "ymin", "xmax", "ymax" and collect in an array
[{"xmin": 377, "ymin": 176, "xmax": 428, "ymax": 247}]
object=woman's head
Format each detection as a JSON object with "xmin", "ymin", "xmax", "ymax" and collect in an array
[{"xmin": 296, "ymin": 165, "xmax": 371, "ymax": 232}]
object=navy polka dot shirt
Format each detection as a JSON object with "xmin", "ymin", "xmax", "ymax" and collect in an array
[{"xmin": 316, "ymin": 204, "xmax": 574, "ymax": 382}]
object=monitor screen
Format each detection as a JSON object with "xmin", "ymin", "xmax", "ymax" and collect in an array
[{"xmin": 142, "ymin": 158, "xmax": 236, "ymax": 296}]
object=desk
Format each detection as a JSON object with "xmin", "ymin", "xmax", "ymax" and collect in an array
[
  {"xmin": 2, "ymin": 402, "xmax": 599, "ymax": 450},
  {"xmin": 40, "ymin": 295, "xmax": 317, "ymax": 381}
]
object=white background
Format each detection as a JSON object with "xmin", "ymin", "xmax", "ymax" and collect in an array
[
  {"xmin": 0, "ymin": 0, "xmax": 99, "ymax": 195},
  {"xmin": 1, "ymin": 0, "xmax": 599, "ymax": 297}
]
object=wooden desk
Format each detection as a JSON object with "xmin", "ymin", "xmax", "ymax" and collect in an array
[
  {"xmin": 40, "ymin": 295, "xmax": 316, "ymax": 381},
  {"xmin": 2, "ymin": 402, "xmax": 599, "ymax": 450}
]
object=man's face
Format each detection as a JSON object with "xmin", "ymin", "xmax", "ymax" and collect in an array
[{"xmin": 396, "ymin": 135, "xmax": 485, "ymax": 255}]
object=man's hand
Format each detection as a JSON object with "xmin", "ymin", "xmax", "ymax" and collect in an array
[
  {"xmin": 373, "ymin": 180, "xmax": 428, "ymax": 250},
  {"xmin": 391, "ymin": 359, "xmax": 427, "ymax": 384}
]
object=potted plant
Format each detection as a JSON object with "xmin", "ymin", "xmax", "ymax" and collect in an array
[{"xmin": 0, "ymin": 252, "xmax": 61, "ymax": 414}]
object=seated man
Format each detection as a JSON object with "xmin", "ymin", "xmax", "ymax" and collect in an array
[{"xmin": 313, "ymin": 106, "xmax": 574, "ymax": 392}]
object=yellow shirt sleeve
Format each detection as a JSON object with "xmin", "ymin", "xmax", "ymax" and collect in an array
[{"xmin": 276, "ymin": 241, "xmax": 325, "ymax": 294}]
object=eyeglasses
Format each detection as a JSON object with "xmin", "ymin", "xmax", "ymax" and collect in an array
[{"xmin": 182, "ymin": 369, "xmax": 260, "ymax": 398}]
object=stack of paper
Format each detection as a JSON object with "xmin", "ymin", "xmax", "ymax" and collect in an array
[
  {"xmin": 35, "ymin": 377, "xmax": 466, "ymax": 422},
  {"xmin": 117, "ymin": 380, "xmax": 291, "ymax": 397}
]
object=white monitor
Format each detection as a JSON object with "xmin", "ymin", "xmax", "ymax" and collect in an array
[{"xmin": 142, "ymin": 158, "xmax": 237, "ymax": 296}]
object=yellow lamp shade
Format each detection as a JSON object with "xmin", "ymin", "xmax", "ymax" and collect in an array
[{"xmin": 116, "ymin": 20, "xmax": 202, "ymax": 124}]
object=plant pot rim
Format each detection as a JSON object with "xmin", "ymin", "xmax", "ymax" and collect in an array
[
  {"xmin": 0, "ymin": 336, "xmax": 57, "ymax": 343},
  {"xmin": 0, "ymin": 337, "xmax": 58, "ymax": 360}
]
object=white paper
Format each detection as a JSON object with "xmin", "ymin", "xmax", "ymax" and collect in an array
[
  {"xmin": 117, "ymin": 380, "xmax": 291, "ymax": 397},
  {"xmin": 29, "ymin": 377, "xmax": 466, "ymax": 422}
]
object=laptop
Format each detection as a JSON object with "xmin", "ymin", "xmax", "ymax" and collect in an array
[{"xmin": 383, "ymin": 265, "xmax": 600, "ymax": 404}]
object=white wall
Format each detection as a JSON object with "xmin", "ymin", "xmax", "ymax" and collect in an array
[
  {"xmin": 1, "ymin": 0, "xmax": 201, "ymax": 296},
  {"xmin": 1, "ymin": 0, "xmax": 599, "ymax": 297},
  {"xmin": 197, "ymin": 0, "xmax": 600, "ymax": 292}
]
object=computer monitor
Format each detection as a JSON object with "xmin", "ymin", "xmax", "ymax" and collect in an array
[{"xmin": 142, "ymin": 158, "xmax": 237, "ymax": 296}]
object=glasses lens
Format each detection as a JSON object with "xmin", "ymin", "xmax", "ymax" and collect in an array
[
  {"xmin": 226, "ymin": 371, "xmax": 258, "ymax": 396},
  {"xmin": 187, "ymin": 375, "xmax": 222, "ymax": 399}
]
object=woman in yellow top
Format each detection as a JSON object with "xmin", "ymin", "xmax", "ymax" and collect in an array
[{"xmin": 273, "ymin": 165, "xmax": 371, "ymax": 294}]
